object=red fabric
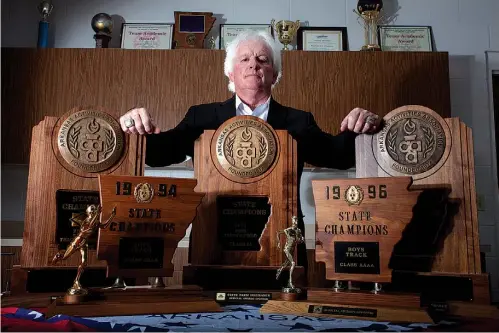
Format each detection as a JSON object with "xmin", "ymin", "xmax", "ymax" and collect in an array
[{"xmin": 1, "ymin": 308, "xmax": 95, "ymax": 332}]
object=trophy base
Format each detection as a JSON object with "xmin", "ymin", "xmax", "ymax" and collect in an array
[
  {"xmin": 63, "ymin": 291, "xmax": 90, "ymax": 304},
  {"xmin": 281, "ymin": 287, "xmax": 305, "ymax": 301},
  {"xmin": 260, "ymin": 300, "xmax": 434, "ymax": 323},
  {"xmin": 361, "ymin": 44, "xmax": 382, "ymax": 51},
  {"xmin": 183, "ymin": 265, "xmax": 305, "ymax": 291},
  {"xmin": 45, "ymin": 284, "xmax": 222, "ymax": 318}
]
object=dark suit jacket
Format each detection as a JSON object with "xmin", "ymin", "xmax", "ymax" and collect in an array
[
  {"xmin": 145, "ymin": 95, "xmax": 358, "ymax": 267},
  {"xmin": 146, "ymin": 95, "xmax": 357, "ymax": 171}
]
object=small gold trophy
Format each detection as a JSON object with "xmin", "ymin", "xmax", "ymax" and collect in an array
[
  {"xmin": 276, "ymin": 216, "xmax": 305, "ymax": 300},
  {"xmin": 52, "ymin": 204, "xmax": 116, "ymax": 303},
  {"xmin": 271, "ymin": 19, "xmax": 300, "ymax": 50},
  {"xmin": 354, "ymin": 0, "xmax": 383, "ymax": 51}
]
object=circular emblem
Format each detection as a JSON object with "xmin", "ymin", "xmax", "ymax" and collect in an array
[
  {"xmin": 56, "ymin": 109, "xmax": 125, "ymax": 174},
  {"xmin": 344, "ymin": 185, "xmax": 364, "ymax": 206},
  {"xmin": 186, "ymin": 34, "xmax": 196, "ymax": 46},
  {"xmin": 372, "ymin": 106, "xmax": 451, "ymax": 180},
  {"xmin": 213, "ymin": 116, "xmax": 278, "ymax": 182},
  {"xmin": 134, "ymin": 183, "xmax": 154, "ymax": 203}
]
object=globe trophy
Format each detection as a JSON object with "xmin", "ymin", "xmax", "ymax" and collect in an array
[
  {"xmin": 271, "ymin": 19, "xmax": 300, "ymax": 50},
  {"xmin": 354, "ymin": 0, "xmax": 383, "ymax": 51},
  {"xmin": 91, "ymin": 13, "xmax": 113, "ymax": 48}
]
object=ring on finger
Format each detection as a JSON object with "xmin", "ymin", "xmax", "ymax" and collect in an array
[
  {"xmin": 366, "ymin": 115, "xmax": 377, "ymax": 125},
  {"xmin": 124, "ymin": 118, "xmax": 135, "ymax": 128}
]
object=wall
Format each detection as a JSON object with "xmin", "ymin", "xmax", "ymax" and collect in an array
[{"xmin": 1, "ymin": 0, "xmax": 498, "ymax": 301}]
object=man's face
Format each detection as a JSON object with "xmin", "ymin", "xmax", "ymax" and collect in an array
[{"xmin": 229, "ymin": 39, "xmax": 277, "ymax": 93}]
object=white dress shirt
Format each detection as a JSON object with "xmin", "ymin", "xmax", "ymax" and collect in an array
[{"xmin": 235, "ymin": 94, "xmax": 271, "ymax": 122}]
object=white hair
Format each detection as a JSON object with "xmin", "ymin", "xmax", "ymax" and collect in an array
[{"xmin": 223, "ymin": 30, "xmax": 282, "ymax": 93}]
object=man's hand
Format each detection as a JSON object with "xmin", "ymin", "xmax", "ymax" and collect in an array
[
  {"xmin": 340, "ymin": 107, "xmax": 381, "ymax": 134},
  {"xmin": 119, "ymin": 107, "xmax": 161, "ymax": 135}
]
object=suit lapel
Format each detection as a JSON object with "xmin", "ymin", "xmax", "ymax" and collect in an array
[
  {"xmin": 216, "ymin": 95, "xmax": 236, "ymax": 125},
  {"xmin": 267, "ymin": 97, "xmax": 287, "ymax": 130}
]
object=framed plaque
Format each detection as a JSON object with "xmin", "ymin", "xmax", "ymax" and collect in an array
[
  {"xmin": 219, "ymin": 24, "xmax": 272, "ymax": 49},
  {"xmin": 297, "ymin": 27, "xmax": 348, "ymax": 51},
  {"xmin": 120, "ymin": 23, "xmax": 173, "ymax": 49},
  {"xmin": 378, "ymin": 26, "xmax": 434, "ymax": 52},
  {"xmin": 173, "ymin": 11, "xmax": 216, "ymax": 49}
]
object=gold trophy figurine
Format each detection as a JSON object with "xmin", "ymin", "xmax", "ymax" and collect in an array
[
  {"xmin": 271, "ymin": 19, "xmax": 300, "ymax": 50},
  {"xmin": 276, "ymin": 216, "xmax": 305, "ymax": 300},
  {"xmin": 52, "ymin": 204, "xmax": 116, "ymax": 302}
]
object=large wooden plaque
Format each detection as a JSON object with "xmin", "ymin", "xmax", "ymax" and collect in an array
[
  {"xmin": 97, "ymin": 175, "xmax": 204, "ymax": 278},
  {"xmin": 356, "ymin": 105, "xmax": 481, "ymax": 275},
  {"xmin": 313, "ymin": 177, "xmax": 435, "ymax": 283},
  {"xmin": 21, "ymin": 107, "xmax": 145, "ymax": 272},
  {"xmin": 189, "ymin": 116, "xmax": 298, "ymax": 267}
]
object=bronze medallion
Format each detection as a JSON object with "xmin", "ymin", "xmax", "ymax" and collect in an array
[
  {"xmin": 373, "ymin": 106, "xmax": 451, "ymax": 180},
  {"xmin": 134, "ymin": 183, "xmax": 154, "ymax": 203},
  {"xmin": 57, "ymin": 110, "xmax": 125, "ymax": 173},
  {"xmin": 344, "ymin": 185, "xmax": 364, "ymax": 206},
  {"xmin": 214, "ymin": 117, "xmax": 278, "ymax": 180},
  {"xmin": 186, "ymin": 34, "xmax": 196, "ymax": 46}
]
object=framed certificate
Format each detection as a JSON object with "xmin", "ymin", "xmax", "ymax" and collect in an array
[
  {"xmin": 378, "ymin": 26, "xmax": 434, "ymax": 52},
  {"xmin": 120, "ymin": 23, "xmax": 174, "ymax": 49},
  {"xmin": 220, "ymin": 24, "xmax": 273, "ymax": 49},
  {"xmin": 297, "ymin": 27, "xmax": 348, "ymax": 51}
]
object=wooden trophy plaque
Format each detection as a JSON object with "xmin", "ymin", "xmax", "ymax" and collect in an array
[
  {"xmin": 262, "ymin": 177, "xmax": 435, "ymax": 323},
  {"xmin": 13, "ymin": 107, "xmax": 145, "ymax": 294},
  {"xmin": 173, "ymin": 11, "xmax": 216, "ymax": 49},
  {"xmin": 262, "ymin": 105, "xmax": 497, "ymax": 322},
  {"xmin": 182, "ymin": 116, "xmax": 302, "ymax": 294},
  {"xmin": 355, "ymin": 105, "xmax": 491, "ymax": 303},
  {"xmin": 46, "ymin": 174, "xmax": 222, "ymax": 317}
]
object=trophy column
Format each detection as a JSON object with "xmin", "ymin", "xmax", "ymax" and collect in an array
[
  {"xmin": 37, "ymin": 1, "xmax": 53, "ymax": 48},
  {"xmin": 354, "ymin": 0, "xmax": 383, "ymax": 51}
]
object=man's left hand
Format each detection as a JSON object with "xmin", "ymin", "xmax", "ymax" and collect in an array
[{"xmin": 340, "ymin": 107, "xmax": 381, "ymax": 134}]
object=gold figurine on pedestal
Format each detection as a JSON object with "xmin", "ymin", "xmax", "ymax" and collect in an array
[
  {"xmin": 52, "ymin": 204, "xmax": 116, "ymax": 302},
  {"xmin": 276, "ymin": 216, "xmax": 305, "ymax": 300}
]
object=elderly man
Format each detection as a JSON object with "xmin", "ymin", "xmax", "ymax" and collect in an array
[{"xmin": 119, "ymin": 30, "xmax": 381, "ymax": 268}]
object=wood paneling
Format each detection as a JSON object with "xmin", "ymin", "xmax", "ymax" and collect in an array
[{"xmin": 2, "ymin": 48, "xmax": 451, "ymax": 165}]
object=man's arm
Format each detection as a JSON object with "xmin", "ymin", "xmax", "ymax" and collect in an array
[
  {"xmin": 297, "ymin": 112, "xmax": 358, "ymax": 170},
  {"xmin": 145, "ymin": 106, "xmax": 204, "ymax": 167}
]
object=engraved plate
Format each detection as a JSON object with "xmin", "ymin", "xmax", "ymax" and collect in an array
[
  {"xmin": 308, "ymin": 305, "xmax": 377, "ymax": 318},
  {"xmin": 56, "ymin": 109, "xmax": 125, "ymax": 173},
  {"xmin": 118, "ymin": 237, "xmax": 164, "ymax": 269},
  {"xmin": 334, "ymin": 241, "xmax": 380, "ymax": 274},
  {"xmin": 55, "ymin": 190, "xmax": 99, "ymax": 249},
  {"xmin": 373, "ymin": 106, "xmax": 451, "ymax": 180},
  {"xmin": 215, "ymin": 291, "xmax": 272, "ymax": 303},
  {"xmin": 214, "ymin": 117, "xmax": 277, "ymax": 180},
  {"xmin": 217, "ymin": 196, "xmax": 271, "ymax": 251}
]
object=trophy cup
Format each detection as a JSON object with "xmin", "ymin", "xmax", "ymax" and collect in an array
[
  {"xmin": 354, "ymin": 0, "xmax": 383, "ymax": 51},
  {"xmin": 271, "ymin": 19, "xmax": 300, "ymax": 50},
  {"xmin": 52, "ymin": 204, "xmax": 116, "ymax": 303},
  {"xmin": 37, "ymin": 0, "xmax": 53, "ymax": 48},
  {"xmin": 276, "ymin": 216, "xmax": 305, "ymax": 300},
  {"xmin": 91, "ymin": 13, "xmax": 113, "ymax": 48}
]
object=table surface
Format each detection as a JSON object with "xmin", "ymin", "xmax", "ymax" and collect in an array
[{"xmin": 3, "ymin": 302, "xmax": 499, "ymax": 332}]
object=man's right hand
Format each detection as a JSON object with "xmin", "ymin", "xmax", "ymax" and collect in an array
[{"xmin": 119, "ymin": 107, "xmax": 161, "ymax": 135}]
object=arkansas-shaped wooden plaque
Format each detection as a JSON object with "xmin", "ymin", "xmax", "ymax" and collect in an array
[
  {"xmin": 313, "ymin": 177, "xmax": 451, "ymax": 283},
  {"xmin": 97, "ymin": 174, "xmax": 204, "ymax": 278}
]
